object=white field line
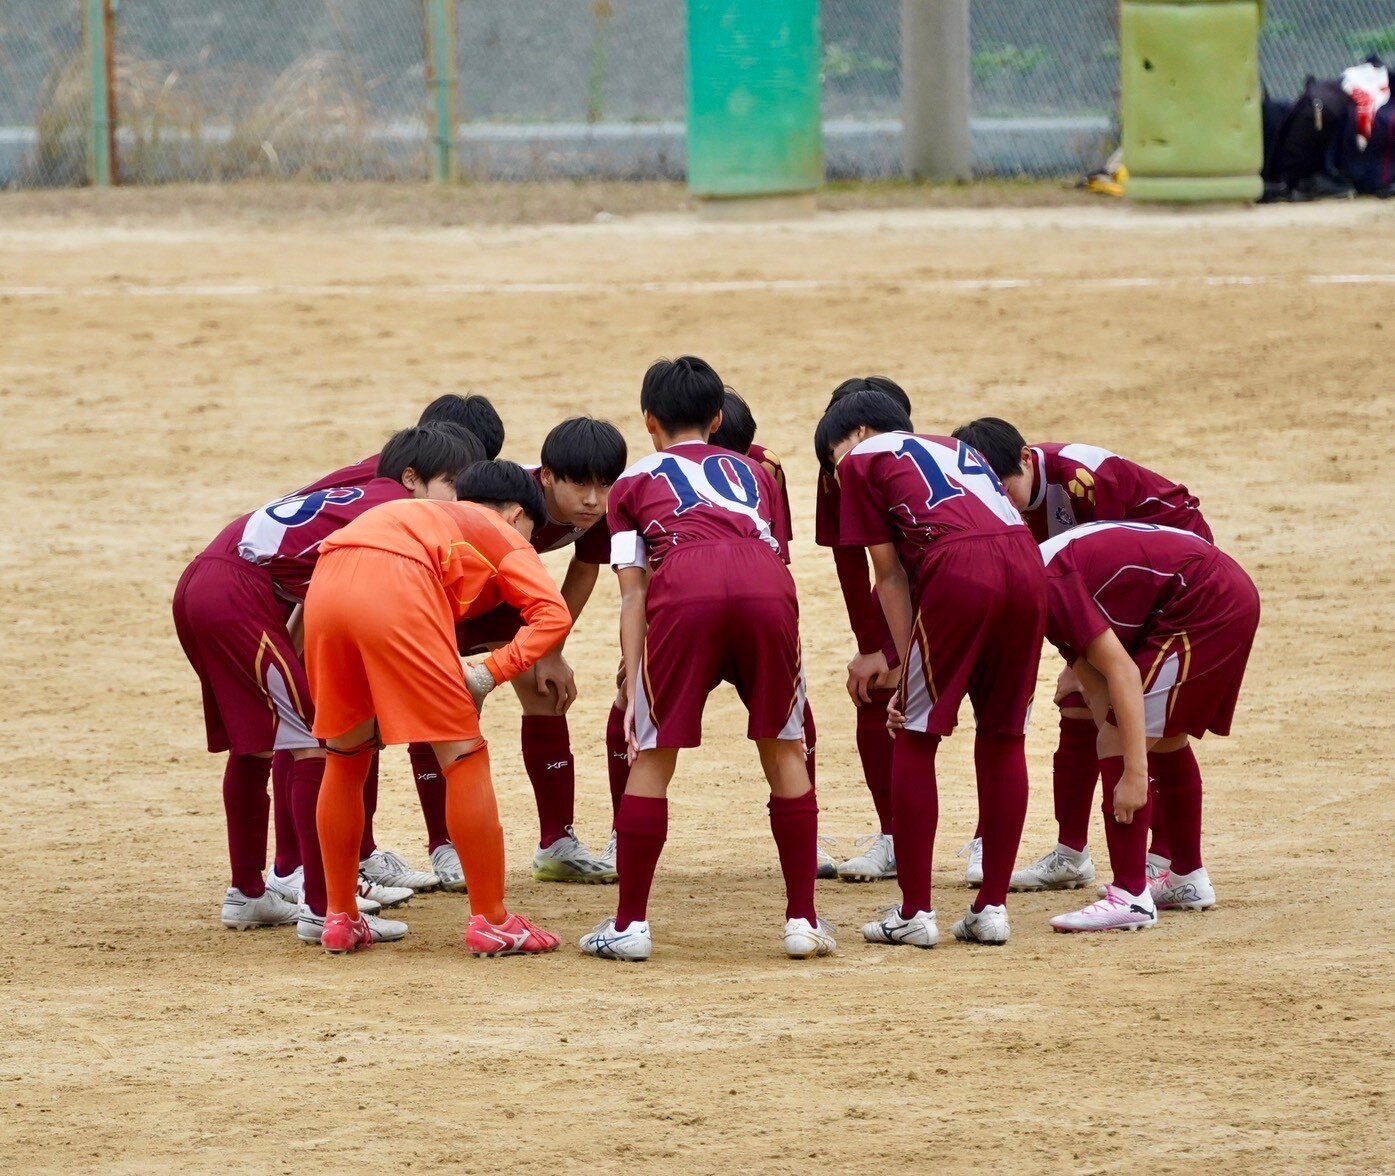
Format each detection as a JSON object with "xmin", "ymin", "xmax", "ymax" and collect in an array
[{"xmin": 1, "ymin": 273, "xmax": 1394, "ymax": 299}]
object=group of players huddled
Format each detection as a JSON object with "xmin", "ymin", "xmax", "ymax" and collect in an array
[{"xmin": 174, "ymin": 357, "xmax": 1259, "ymax": 959}]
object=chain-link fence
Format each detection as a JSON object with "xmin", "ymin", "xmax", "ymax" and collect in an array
[{"xmin": 4, "ymin": 0, "xmax": 1394, "ymax": 187}]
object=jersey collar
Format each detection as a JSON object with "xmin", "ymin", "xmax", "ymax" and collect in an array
[{"xmin": 1026, "ymin": 447, "xmax": 1047, "ymax": 511}]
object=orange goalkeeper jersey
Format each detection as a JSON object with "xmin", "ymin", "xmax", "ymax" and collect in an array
[{"xmin": 319, "ymin": 498, "xmax": 571, "ymax": 684}]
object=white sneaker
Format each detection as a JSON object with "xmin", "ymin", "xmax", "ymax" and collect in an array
[
  {"xmin": 297, "ymin": 885, "xmax": 381, "ymax": 916},
  {"xmin": 601, "ymin": 830, "xmax": 617, "ymax": 871},
  {"xmin": 1153, "ymin": 867, "xmax": 1216, "ymax": 911},
  {"xmin": 220, "ymin": 887, "xmax": 299, "ymax": 930},
  {"xmin": 532, "ymin": 826, "xmax": 618, "ymax": 884},
  {"xmin": 264, "ymin": 865, "xmax": 303, "ymax": 904},
  {"xmin": 1010, "ymin": 844, "xmax": 1097, "ymax": 892},
  {"xmin": 861, "ymin": 906, "xmax": 940, "ymax": 948},
  {"xmin": 784, "ymin": 917, "xmax": 837, "ymax": 958},
  {"xmin": 1050, "ymin": 884, "xmax": 1158, "ymax": 933},
  {"xmin": 579, "ymin": 917, "xmax": 653, "ymax": 962},
  {"xmin": 358, "ymin": 875, "xmax": 412, "ymax": 910},
  {"xmin": 958, "ymin": 838, "xmax": 984, "ymax": 887},
  {"xmin": 837, "ymin": 833, "xmax": 896, "ymax": 882},
  {"xmin": 360, "ymin": 848, "xmax": 439, "ymax": 892},
  {"xmin": 1104, "ymin": 854, "xmax": 1172, "ymax": 900},
  {"xmin": 952, "ymin": 903, "xmax": 1010, "ymax": 945},
  {"xmin": 295, "ymin": 907, "xmax": 408, "ymax": 945},
  {"xmin": 816, "ymin": 838, "xmax": 840, "ymax": 880},
  {"xmin": 430, "ymin": 842, "xmax": 468, "ymax": 892}
]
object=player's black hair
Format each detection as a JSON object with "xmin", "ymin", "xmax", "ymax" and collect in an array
[
  {"xmin": 709, "ymin": 387, "xmax": 757, "ymax": 455},
  {"xmin": 825, "ymin": 375, "xmax": 912, "ymax": 417},
  {"xmin": 951, "ymin": 417, "xmax": 1028, "ymax": 479},
  {"xmin": 455, "ymin": 459, "xmax": 548, "ymax": 529},
  {"xmin": 539, "ymin": 416, "xmax": 628, "ymax": 485},
  {"xmin": 813, "ymin": 390, "xmax": 914, "ymax": 475},
  {"xmin": 378, "ymin": 422, "xmax": 485, "ymax": 486},
  {"xmin": 640, "ymin": 355, "xmax": 726, "ymax": 432},
  {"xmin": 419, "ymin": 393, "xmax": 506, "ymax": 460}
]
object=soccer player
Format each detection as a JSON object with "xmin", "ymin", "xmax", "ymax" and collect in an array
[
  {"xmin": 1037, "ymin": 522, "xmax": 1259, "ymax": 931},
  {"xmin": 812, "ymin": 377, "xmax": 914, "ymax": 885},
  {"xmin": 951, "ymin": 417, "xmax": 1211, "ymax": 896},
  {"xmin": 283, "ymin": 392, "xmax": 506, "ymax": 893},
  {"xmin": 815, "ymin": 391, "xmax": 1047, "ymax": 948},
  {"xmin": 454, "ymin": 416, "xmax": 627, "ymax": 884},
  {"xmin": 580, "ymin": 356, "xmax": 835, "ymax": 963},
  {"xmin": 306, "ymin": 461, "xmax": 572, "ymax": 956},
  {"xmin": 172, "ymin": 423, "xmax": 482, "ymax": 939}
]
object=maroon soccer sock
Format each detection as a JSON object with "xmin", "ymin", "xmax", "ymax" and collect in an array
[
  {"xmin": 768, "ymin": 788, "xmax": 819, "ymax": 923},
  {"xmin": 270, "ymin": 750, "xmax": 300, "ymax": 876},
  {"xmin": 1150, "ymin": 745, "xmax": 1204, "ymax": 874},
  {"xmin": 289, "ymin": 755, "xmax": 328, "ymax": 916},
  {"xmin": 521, "ymin": 715, "xmax": 576, "ymax": 848},
  {"xmin": 1054, "ymin": 715, "xmax": 1100, "ymax": 853},
  {"xmin": 614, "ymin": 794, "xmax": 668, "ymax": 931},
  {"xmin": 972, "ymin": 733, "xmax": 1029, "ymax": 910},
  {"xmin": 223, "ymin": 754, "xmax": 272, "ymax": 896},
  {"xmin": 856, "ymin": 690, "xmax": 896, "ymax": 835},
  {"xmin": 358, "ymin": 751, "xmax": 380, "ymax": 861},
  {"xmin": 802, "ymin": 702, "xmax": 817, "ymax": 788},
  {"xmin": 605, "ymin": 703, "xmax": 630, "ymax": 822},
  {"xmin": 1147, "ymin": 775, "xmax": 1173, "ymax": 863},
  {"xmin": 891, "ymin": 730, "xmax": 940, "ymax": 916},
  {"xmin": 408, "ymin": 743, "xmax": 452, "ymax": 853},
  {"xmin": 1100, "ymin": 756, "xmax": 1151, "ymax": 895}
]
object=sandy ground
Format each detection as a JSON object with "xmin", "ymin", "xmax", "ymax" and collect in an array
[{"xmin": 1, "ymin": 187, "xmax": 1393, "ymax": 1174}]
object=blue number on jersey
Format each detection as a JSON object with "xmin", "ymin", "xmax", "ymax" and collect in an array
[
  {"xmin": 956, "ymin": 442, "xmax": 1005, "ymax": 493},
  {"xmin": 264, "ymin": 486, "xmax": 365, "ymax": 528},
  {"xmin": 649, "ymin": 456, "xmax": 704, "ymax": 514},
  {"xmin": 894, "ymin": 438, "xmax": 965, "ymax": 511},
  {"xmin": 649, "ymin": 454, "xmax": 762, "ymax": 514}
]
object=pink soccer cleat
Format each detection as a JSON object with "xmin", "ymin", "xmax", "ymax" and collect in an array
[
  {"xmin": 465, "ymin": 913, "xmax": 562, "ymax": 958},
  {"xmin": 321, "ymin": 912, "xmax": 375, "ymax": 954},
  {"xmin": 1050, "ymin": 884, "xmax": 1158, "ymax": 933}
]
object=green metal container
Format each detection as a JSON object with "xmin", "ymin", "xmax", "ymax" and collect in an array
[
  {"xmin": 687, "ymin": 0, "xmax": 823, "ymax": 198},
  {"xmin": 1121, "ymin": 0, "xmax": 1263, "ymax": 202}
]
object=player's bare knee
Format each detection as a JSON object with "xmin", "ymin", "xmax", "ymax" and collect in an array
[
  {"xmin": 434, "ymin": 737, "xmax": 486, "ymax": 766},
  {"xmin": 1151, "ymin": 734, "xmax": 1190, "ymax": 754},
  {"xmin": 1060, "ymin": 706, "xmax": 1093, "ymax": 722}
]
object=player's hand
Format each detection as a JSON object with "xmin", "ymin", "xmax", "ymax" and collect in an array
[
  {"xmin": 464, "ymin": 661, "xmax": 496, "ymax": 713},
  {"xmin": 623, "ymin": 690, "xmax": 640, "ymax": 763},
  {"xmin": 885, "ymin": 699, "xmax": 907, "ymax": 739},
  {"xmin": 1053, "ymin": 665, "xmax": 1083, "ymax": 707},
  {"xmin": 846, "ymin": 650, "xmax": 892, "ymax": 704},
  {"xmin": 1112, "ymin": 768, "xmax": 1149, "ymax": 824},
  {"xmin": 535, "ymin": 651, "xmax": 577, "ymax": 715}
]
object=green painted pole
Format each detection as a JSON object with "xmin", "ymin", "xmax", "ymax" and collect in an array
[
  {"xmin": 86, "ymin": 0, "xmax": 114, "ymax": 187},
  {"xmin": 424, "ymin": 0, "xmax": 458, "ymax": 183}
]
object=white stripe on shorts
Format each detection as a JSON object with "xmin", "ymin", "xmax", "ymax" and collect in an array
[
  {"xmin": 776, "ymin": 668, "xmax": 808, "ymax": 742},
  {"xmin": 633, "ymin": 668, "xmax": 659, "ymax": 752},
  {"xmin": 902, "ymin": 640, "xmax": 933, "ymax": 735},
  {"xmin": 265, "ymin": 663, "xmax": 319, "ymax": 752},
  {"xmin": 1143, "ymin": 652, "xmax": 1181, "ymax": 741}
]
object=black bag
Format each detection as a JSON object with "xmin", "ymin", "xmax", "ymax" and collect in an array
[{"xmin": 1262, "ymin": 76, "xmax": 1354, "ymax": 200}]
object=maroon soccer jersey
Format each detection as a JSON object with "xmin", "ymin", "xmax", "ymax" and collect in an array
[
  {"xmin": 1021, "ymin": 443, "xmax": 1210, "ymax": 543},
  {"xmin": 607, "ymin": 441, "xmax": 788, "ymax": 571},
  {"xmin": 525, "ymin": 466, "xmax": 611, "ymax": 564},
  {"xmin": 206, "ymin": 476, "xmax": 410, "ymax": 603},
  {"xmin": 745, "ymin": 442, "xmax": 793, "ymax": 547},
  {"xmin": 297, "ymin": 454, "xmax": 380, "ymax": 494},
  {"xmin": 837, "ymin": 432, "xmax": 1027, "ymax": 589},
  {"xmin": 814, "ymin": 469, "xmax": 840, "ymax": 548}
]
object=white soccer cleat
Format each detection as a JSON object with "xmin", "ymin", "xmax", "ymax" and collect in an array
[
  {"xmin": 579, "ymin": 917, "xmax": 653, "ymax": 962},
  {"xmin": 358, "ymin": 875, "xmax": 412, "ymax": 910},
  {"xmin": 837, "ymin": 833, "xmax": 897, "ymax": 882},
  {"xmin": 816, "ymin": 838, "xmax": 840, "ymax": 880},
  {"xmin": 1010, "ymin": 844, "xmax": 1097, "ymax": 892},
  {"xmin": 360, "ymin": 848, "xmax": 439, "ymax": 892},
  {"xmin": 1050, "ymin": 884, "xmax": 1158, "ymax": 933},
  {"xmin": 861, "ymin": 905, "xmax": 940, "ymax": 948},
  {"xmin": 430, "ymin": 842, "xmax": 469, "ymax": 892},
  {"xmin": 264, "ymin": 865, "xmax": 303, "ymax": 905},
  {"xmin": 1153, "ymin": 867, "xmax": 1216, "ymax": 911},
  {"xmin": 601, "ymin": 831, "xmax": 617, "ymax": 871},
  {"xmin": 532, "ymin": 826, "xmax": 618, "ymax": 884},
  {"xmin": 951, "ymin": 903, "xmax": 1010, "ymax": 945},
  {"xmin": 1105, "ymin": 854, "xmax": 1173, "ymax": 900},
  {"xmin": 784, "ymin": 917, "xmax": 838, "ymax": 959},
  {"xmin": 958, "ymin": 838, "xmax": 984, "ymax": 887},
  {"xmin": 296, "ymin": 907, "xmax": 408, "ymax": 945},
  {"xmin": 220, "ymin": 887, "xmax": 299, "ymax": 931}
]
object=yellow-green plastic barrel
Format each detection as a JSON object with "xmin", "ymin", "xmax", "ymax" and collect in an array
[
  {"xmin": 1121, "ymin": 0, "xmax": 1264, "ymax": 202},
  {"xmin": 687, "ymin": 0, "xmax": 823, "ymax": 197}
]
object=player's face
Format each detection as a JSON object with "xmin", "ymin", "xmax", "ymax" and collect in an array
[
  {"xmin": 828, "ymin": 430, "xmax": 865, "ymax": 480},
  {"xmin": 1001, "ymin": 470, "xmax": 1031, "ymax": 510},
  {"xmin": 418, "ymin": 474, "xmax": 459, "ymax": 501},
  {"xmin": 547, "ymin": 476, "xmax": 609, "ymax": 529}
]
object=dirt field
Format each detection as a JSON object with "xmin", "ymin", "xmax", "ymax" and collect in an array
[{"xmin": 2, "ymin": 188, "xmax": 1392, "ymax": 1174}]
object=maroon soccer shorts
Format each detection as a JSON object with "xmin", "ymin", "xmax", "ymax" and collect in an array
[
  {"xmin": 633, "ymin": 542, "xmax": 805, "ymax": 750},
  {"xmin": 172, "ymin": 554, "xmax": 317, "ymax": 755},
  {"xmin": 455, "ymin": 605, "xmax": 523, "ymax": 657},
  {"xmin": 1127, "ymin": 552, "xmax": 1260, "ymax": 740},
  {"xmin": 899, "ymin": 532, "xmax": 1048, "ymax": 738}
]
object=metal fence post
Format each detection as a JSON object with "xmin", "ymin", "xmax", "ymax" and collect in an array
[
  {"xmin": 901, "ymin": 0, "xmax": 971, "ymax": 181},
  {"xmin": 423, "ymin": 0, "xmax": 458, "ymax": 183},
  {"xmin": 86, "ymin": 0, "xmax": 116, "ymax": 186}
]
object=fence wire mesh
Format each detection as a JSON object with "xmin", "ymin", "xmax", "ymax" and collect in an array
[{"xmin": 3, "ymin": 0, "xmax": 1394, "ymax": 188}]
